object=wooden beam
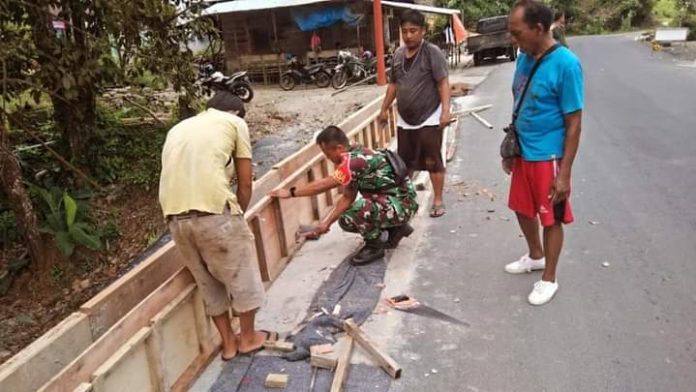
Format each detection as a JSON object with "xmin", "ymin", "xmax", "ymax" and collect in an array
[
  {"xmin": 330, "ymin": 336, "xmax": 353, "ymax": 392},
  {"xmin": 343, "ymin": 319, "xmax": 401, "ymax": 379}
]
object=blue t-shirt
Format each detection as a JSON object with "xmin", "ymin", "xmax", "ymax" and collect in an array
[{"xmin": 512, "ymin": 46, "xmax": 584, "ymax": 161}]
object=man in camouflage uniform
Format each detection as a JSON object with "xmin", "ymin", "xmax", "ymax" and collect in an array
[{"xmin": 271, "ymin": 125, "xmax": 418, "ymax": 264}]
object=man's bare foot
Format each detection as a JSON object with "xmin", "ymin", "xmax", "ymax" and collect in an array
[
  {"xmin": 238, "ymin": 330, "xmax": 278, "ymax": 354},
  {"xmin": 221, "ymin": 332, "xmax": 238, "ymax": 361}
]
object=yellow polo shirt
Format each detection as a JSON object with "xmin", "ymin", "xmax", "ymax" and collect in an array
[{"xmin": 159, "ymin": 109, "xmax": 252, "ymax": 217}]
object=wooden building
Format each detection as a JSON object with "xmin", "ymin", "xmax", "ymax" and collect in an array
[{"xmin": 202, "ymin": 0, "xmax": 462, "ymax": 84}]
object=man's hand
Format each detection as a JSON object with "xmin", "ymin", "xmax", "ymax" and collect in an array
[
  {"xmin": 378, "ymin": 109, "xmax": 389, "ymax": 128},
  {"xmin": 269, "ymin": 189, "xmax": 291, "ymax": 199},
  {"xmin": 502, "ymin": 158, "xmax": 513, "ymax": 175},
  {"xmin": 549, "ymin": 174, "xmax": 570, "ymax": 204},
  {"xmin": 313, "ymin": 222, "xmax": 331, "ymax": 236},
  {"xmin": 439, "ymin": 110, "xmax": 451, "ymax": 130}
]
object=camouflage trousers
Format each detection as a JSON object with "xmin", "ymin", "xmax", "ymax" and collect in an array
[{"xmin": 339, "ymin": 193, "xmax": 418, "ymax": 241}]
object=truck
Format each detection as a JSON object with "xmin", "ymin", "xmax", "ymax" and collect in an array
[{"xmin": 467, "ymin": 15, "xmax": 517, "ymax": 66}]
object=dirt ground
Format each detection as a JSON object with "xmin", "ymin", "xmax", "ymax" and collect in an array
[
  {"xmin": 0, "ymin": 82, "xmax": 387, "ymax": 365},
  {"xmin": 245, "ymin": 83, "xmax": 385, "ymax": 143}
]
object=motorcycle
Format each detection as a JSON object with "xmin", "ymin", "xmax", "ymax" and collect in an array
[
  {"xmin": 279, "ymin": 56, "xmax": 331, "ymax": 91},
  {"xmin": 330, "ymin": 50, "xmax": 378, "ymax": 90},
  {"xmin": 198, "ymin": 62, "xmax": 254, "ymax": 103}
]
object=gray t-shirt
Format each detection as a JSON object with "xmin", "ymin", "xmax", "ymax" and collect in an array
[{"xmin": 391, "ymin": 42, "xmax": 448, "ymax": 126}]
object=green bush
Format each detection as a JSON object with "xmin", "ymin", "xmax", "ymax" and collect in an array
[{"xmin": 28, "ymin": 185, "xmax": 102, "ymax": 256}]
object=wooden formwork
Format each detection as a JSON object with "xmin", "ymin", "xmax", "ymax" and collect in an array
[{"xmin": 0, "ymin": 96, "xmax": 396, "ymax": 392}]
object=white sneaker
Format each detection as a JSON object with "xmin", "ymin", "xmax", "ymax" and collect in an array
[
  {"xmin": 528, "ymin": 280, "xmax": 559, "ymax": 306},
  {"xmin": 504, "ymin": 254, "xmax": 546, "ymax": 274}
]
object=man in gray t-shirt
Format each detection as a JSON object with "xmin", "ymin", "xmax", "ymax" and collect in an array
[{"xmin": 379, "ymin": 10, "xmax": 450, "ymax": 218}]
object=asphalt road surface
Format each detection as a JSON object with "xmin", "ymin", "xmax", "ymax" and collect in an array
[{"xmin": 387, "ymin": 34, "xmax": 696, "ymax": 392}]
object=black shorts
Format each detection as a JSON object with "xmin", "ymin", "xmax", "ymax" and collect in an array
[{"xmin": 397, "ymin": 125, "xmax": 445, "ymax": 172}]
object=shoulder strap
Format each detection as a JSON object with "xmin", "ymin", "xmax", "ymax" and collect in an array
[{"xmin": 512, "ymin": 44, "xmax": 561, "ymax": 122}]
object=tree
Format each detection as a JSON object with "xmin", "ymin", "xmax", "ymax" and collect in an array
[{"xmin": 0, "ymin": 0, "xmax": 218, "ymax": 270}]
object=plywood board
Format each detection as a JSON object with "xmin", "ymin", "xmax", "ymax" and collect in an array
[
  {"xmin": 38, "ymin": 269, "xmax": 194, "ymax": 392},
  {"xmin": 80, "ymin": 244, "xmax": 182, "ymax": 339},
  {"xmin": 91, "ymin": 328, "xmax": 154, "ymax": 392},
  {"xmin": 150, "ymin": 286, "xmax": 199, "ymax": 390},
  {"xmin": 0, "ymin": 312, "xmax": 93, "ymax": 392}
]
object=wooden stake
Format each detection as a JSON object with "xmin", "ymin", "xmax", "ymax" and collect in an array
[
  {"xmin": 263, "ymin": 340, "xmax": 295, "ymax": 352},
  {"xmin": 265, "ymin": 373, "xmax": 289, "ymax": 388},
  {"xmin": 329, "ymin": 336, "xmax": 353, "ymax": 392},
  {"xmin": 343, "ymin": 319, "xmax": 401, "ymax": 379},
  {"xmin": 471, "ymin": 111, "xmax": 493, "ymax": 129}
]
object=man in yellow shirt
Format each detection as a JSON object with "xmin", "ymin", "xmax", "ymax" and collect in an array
[{"xmin": 159, "ymin": 91, "xmax": 274, "ymax": 361}]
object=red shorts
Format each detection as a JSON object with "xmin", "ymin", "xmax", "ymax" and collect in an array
[{"xmin": 508, "ymin": 158, "xmax": 574, "ymax": 227}]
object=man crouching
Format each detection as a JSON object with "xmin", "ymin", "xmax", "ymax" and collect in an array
[{"xmin": 271, "ymin": 126, "xmax": 418, "ymax": 265}]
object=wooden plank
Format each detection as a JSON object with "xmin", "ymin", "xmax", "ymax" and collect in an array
[
  {"xmin": 91, "ymin": 327, "xmax": 154, "ymax": 392},
  {"xmin": 80, "ymin": 243, "xmax": 182, "ymax": 339},
  {"xmin": 150, "ymin": 285, "xmax": 198, "ymax": 391},
  {"xmin": 256, "ymin": 207, "xmax": 284, "ymax": 281},
  {"xmin": 343, "ymin": 319, "xmax": 401, "ymax": 379},
  {"xmin": 73, "ymin": 383, "xmax": 93, "ymax": 392},
  {"xmin": 249, "ymin": 216, "xmax": 270, "ymax": 281},
  {"xmin": 38, "ymin": 269, "xmax": 194, "ymax": 392},
  {"xmin": 0, "ymin": 312, "xmax": 94, "ymax": 392},
  {"xmin": 330, "ymin": 336, "xmax": 354, "ymax": 392}
]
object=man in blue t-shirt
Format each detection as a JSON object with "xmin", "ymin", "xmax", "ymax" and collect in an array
[{"xmin": 502, "ymin": 0, "xmax": 584, "ymax": 306}]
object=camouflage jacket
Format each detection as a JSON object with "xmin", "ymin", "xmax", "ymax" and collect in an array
[{"xmin": 332, "ymin": 145, "xmax": 416, "ymax": 199}]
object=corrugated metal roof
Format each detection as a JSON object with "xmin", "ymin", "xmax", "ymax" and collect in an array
[
  {"xmin": 379, "ymin": 0, "xmax": 460, "ymax": 16},
  {"xmin": 203, "ymin": 0, "xmax": 335, "ymax": 15},
  {"xmin": 203, "ymin": 0, "xmax": 460, "ymax": 16}
]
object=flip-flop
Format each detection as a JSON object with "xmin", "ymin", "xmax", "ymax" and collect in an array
[
  {"xmin": 221, "ymin": 351, "xmax": 237, "ymax": 362},
  {"xmin": 430, "ymin": 204, "xmax": 446, "ymax": 218},
  {"xmin": 238, "ymin": 330, "xmax": 279, "ymax": 356}
]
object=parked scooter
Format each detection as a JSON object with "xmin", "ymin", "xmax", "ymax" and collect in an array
[
  {"xmin": 330, "ymin": 50, "xmax": 378, "ymax": 90},
  {"xmin": 279, "ymin": 55, "xmax": 331, "ymax": 91},
  {"xmin": 198, "ymin": 62, "xmax": 254, "ymax": 102}
]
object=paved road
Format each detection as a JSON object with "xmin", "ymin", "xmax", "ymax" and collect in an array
[{"xmin": 387, "ymin": 34, "xmax": 696, "ymax": 392}]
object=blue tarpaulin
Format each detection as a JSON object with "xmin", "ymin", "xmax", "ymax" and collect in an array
[{"xmin": 291, "ymin": 6, "xmax": 362, "ymax": 32}]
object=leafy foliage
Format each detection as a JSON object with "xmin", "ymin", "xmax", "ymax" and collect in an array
[{"xmin": 28, "ymin": 185, "xmax": 102, "ymax": 256}]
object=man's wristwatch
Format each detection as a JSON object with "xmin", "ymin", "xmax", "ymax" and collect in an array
[{"xmin": 289, "ymin": 187, "xmax": 297, "ymax": 197}]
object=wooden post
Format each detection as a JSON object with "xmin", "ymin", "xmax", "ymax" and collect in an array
[
  {"xmin": 373, "ymin": 0, "xmax": 387, "ymax": 85},
  {"xmin": 272, "ymin": 198, "xmax": 289, "ymax": 257},
  {"xmin": 330, "ymin": 336, "xmax": 354, "ymax": 392},
  {"xmin": 307, "ymin": 168, "xmax": 320, "ymax": 221},
  {"xmin": 321, "ymin": 160, "xmax": 334, "ymax": 207},
  {"xmin": 250, "ymin": 216, "xmax": 271, "ymax": 281}
]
